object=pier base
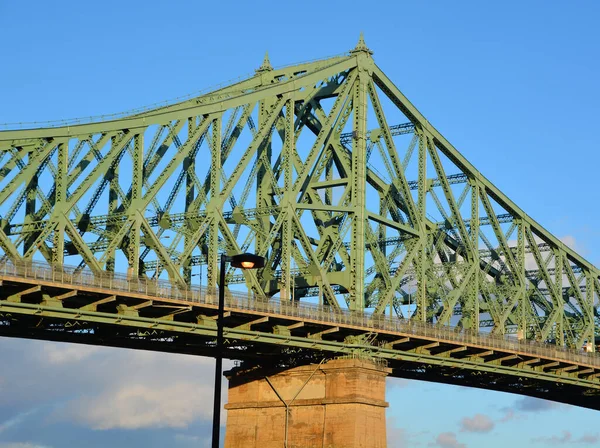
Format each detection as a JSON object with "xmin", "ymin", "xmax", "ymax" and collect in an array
[{"xmin": 224, "ymin": 358, "xmax": 390, "ymax": 448}]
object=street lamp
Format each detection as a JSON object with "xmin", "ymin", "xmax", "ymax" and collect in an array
[{"xmin": 212, "ymin": 252, "xmax": 265, "ymax": 448}]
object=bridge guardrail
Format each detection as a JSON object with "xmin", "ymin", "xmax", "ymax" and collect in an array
[{"xmin": 1, "ymin": 260, "xmax": 598, "ymax": 368}]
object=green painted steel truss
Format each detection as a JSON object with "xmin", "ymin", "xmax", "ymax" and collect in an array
[{"xmin": 1, "ymin": 36, "xmax": 599, "ymax": 350}]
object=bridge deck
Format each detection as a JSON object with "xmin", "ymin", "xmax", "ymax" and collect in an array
[{"xmin": 1, "ymin": 261, "xmax": 600, "ymax": 409}]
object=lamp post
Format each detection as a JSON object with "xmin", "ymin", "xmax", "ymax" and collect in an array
[{"xmin": 212, "ymin": 252, "xmax": 265, "ymax": 448}]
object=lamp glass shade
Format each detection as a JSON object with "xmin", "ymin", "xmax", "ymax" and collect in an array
[{"xmin": 229, "ymin": 253, "xmax": 266, "ymax": 269}]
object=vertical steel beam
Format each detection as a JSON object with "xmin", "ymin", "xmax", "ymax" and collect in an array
[
  {"xmin": 256, "ymin": 97, "xmax": 273, "ymax": 257},
  {"xmin": 23, "ymin": 170, "xmax": 38, "ymax": 255},
  {"xmin": 586, "ymin": 274, "xmax": 595, "ymax": 352},
  {"xmin": 378, "ymin": 193, "xmax": 388, "ymax": 314},
  {"xmin": 325, "ymin": 157, "xmax": 332, "ymax": 206},
  {"xmin": 207, "ymin": 117, "xmax": 221, "ymax": 290},
  {"xmin": 468, "ymin": 180, "xmax": 480, "ymax": 330},
  {"xmin": 184, "ymin": 117, "xmax": 196, "ymax": 285},
  {"xmin": 350, "ymin": 68, "xmax": 367, "ymax": 312},
  {"xmin": 554, "ymin": 249, "xmax": 564, "ymax": 346},
  {"xmin": 415, "ymin": 130, "xmax": 427, "ymax": 322},
  {"xmin": 25, "ymin": 170, "xmax": 37, "ymax": 215},
  {"xmin": 281, "ymin": 98, "xmax": 294, "ymax": 300},
  {"xmin": 378, "ymin": 195, "xmax": 387, "ymax": 257},
  {"xmin": 128, "ymin": 133, "xmax": 143, "ymax": 278},
  {"xmin": 52, "ymin": 142, "xmax": 67, "ymax": 266},
  {"xmin": 106, "ymin": 160, "xmax": 119, "ymax": 273},
  {"xmin": 516, "ymin": 219, "xmax": 526, "ymax": 338}
]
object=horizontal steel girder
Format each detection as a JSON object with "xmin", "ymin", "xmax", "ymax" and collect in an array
[{"xmin": 1, "ymin": 263, "xmax": 600, "ymax": 410}]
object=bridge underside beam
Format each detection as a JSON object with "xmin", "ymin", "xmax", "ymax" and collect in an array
[
  {"xmin": 1, "ymin": 273, "xmax": 600, "ymax": 410},
  {"xmin": 1, "ymin": 307, "xmax": 599, "ymax": 411}
]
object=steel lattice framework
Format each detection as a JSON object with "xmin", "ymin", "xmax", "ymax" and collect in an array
[{"xmin": 1, "ymin": 36, "xmax": 599, "ymax": 355}]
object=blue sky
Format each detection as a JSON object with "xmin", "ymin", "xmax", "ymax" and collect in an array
[{"xmin": 1, "ymin": 1, "xmax": 600, "ymax": 447}]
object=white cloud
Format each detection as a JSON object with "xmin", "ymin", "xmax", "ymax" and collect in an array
[
  {"xmin": 429, "ymin": 432, "xmax": 466, "ymax": 448},
  {"xmin": 532, "ymin": 431, "xmax": 600, "ymax": 446},
  {"xmin": 532, "ymin": 430, "xmax": 572, "ymax": 445},
  {"xmin": 459, "ymin": 413, "xmax": 494, "ymax": 433},
  {"xmin": 388, "ymin": 378, "xmax": 412, "ymax": 389},
  {"xmin": 560, "ymin": 235, "xmax": 586, "ymax": 255},
  {"xmin": 41, "ymin": 343, "xmax": 102, "ymax": 365},
  {"xmin": 0, "ymin": 444, "xmax": 52, "ymax": 448},
  {"xmin": 0, "ymin": 338, "xmax": 229, "ymax": 432},
  {"xmin": 514, "ymin": 396, "xmax": 562, "ymax": 413},
  {"xmin": 387, "ymin": 417, "xmax": 409, "ymax": 448},
  {"xmin": 387, "ymin": 417, "xmax": 429, "ymax": 447},
  {"xmin": 48, "ymin": 349, "xmax": 224, "ymax": 430},
  {"xmin": 174, "ymin": 433, "xmax": 210, "ymax": 447},
  {"xmin": 505, "ymin": 234, "xmax": 586, "ymax": 272},
  {"xmin": 174, "ymin": 434, "xmax": 202, "ymax": 443},
  {"xmin": 64, "ymin": 381, "xmax": 213, "ymax": 430},
  {"xmin": 576, "ymin": 434, "xmax": 600, "ymax": 444},
  {"xmin": 495, "ymin": 397, "xmax": 564, "ymax": 427},
  {"xmin": 498, "ymin": 409, "xmax": 518, "ymax": 423},
  {"xmin": 0, "ymin": 409, "xmax": 38, "ymax": 434}
]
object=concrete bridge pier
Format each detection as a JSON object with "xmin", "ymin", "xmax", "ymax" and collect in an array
[{"xmin": 224, "ymin": 358, "xmax": 390, "ymax": 448}]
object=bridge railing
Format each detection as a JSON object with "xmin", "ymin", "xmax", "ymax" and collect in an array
[{"xmin": 1, "ymin": 260, "xmax": 598, "ymax": 368}]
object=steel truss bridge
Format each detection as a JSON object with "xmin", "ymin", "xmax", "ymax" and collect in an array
[{"xmin": 1, "ymin": 37, "xmax": 599, "ymax": 409}]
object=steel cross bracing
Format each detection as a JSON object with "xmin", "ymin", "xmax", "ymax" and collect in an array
[{"xmin": 0, "ymin": 36, "xmax": 599, "ymax": 362}]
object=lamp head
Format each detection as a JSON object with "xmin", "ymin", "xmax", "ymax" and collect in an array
[{"xmin": 229, "ymin": 253, "xmax": 266, "ymax": 270}]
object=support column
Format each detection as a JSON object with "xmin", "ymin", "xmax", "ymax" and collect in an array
[
  {"xmin": 224, "ymin": 358, "xmax": 390, "ymax": 448},
  {"xmin": 468, "ymin": 180, "xmax": 479, "ymax": 332},
  {"xmin": 207, "ymin": 116, "xmax": 221, "ymax": 290},
  {"xmin": 128, "ymin": 134, "xmax": 143, "ymax": 278},
  {"xmin": 350, "ymin": 67, "xmax": 368, "ymax": 312},
  {"xmin": 183, "ymin": 117, "xmax": 196, "ymax": 285},
  {"xmin": 52, "ymin": 142, "xmax": 67, "ymax": 266},
  {"xmin": 23, "ymin": 171, "xmax": 38, "ymax": 255},
  {"xmin": 415, "ymin": 128, "xmax": 427, "ymax": 322},
  {"xmin": 280, "ymin": 98, "xmax": 294, "ymax": 301}
]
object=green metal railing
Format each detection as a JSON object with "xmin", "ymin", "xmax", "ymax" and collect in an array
[{"xmin": 1, "ymin": 260, "xmax": 598, "ymax": 368}]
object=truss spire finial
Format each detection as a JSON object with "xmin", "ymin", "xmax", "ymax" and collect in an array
[
  {"xmin": 256, "ymin": 51, "xmax": 273, "ymax": 73},
  {"xmin": 351, "ymin": 32, "xmax": 373, "ymax": 55}
]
